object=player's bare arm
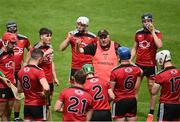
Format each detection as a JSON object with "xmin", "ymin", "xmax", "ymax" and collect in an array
[
  {"xmin": 52, "ymin": 62, "xmax": 60, "ymax": 85},
  {"xmin": 40, "ymin": 78, "xmax": 50, "ymax": 92},
  {"xmin": 59, "ymin": 32, "xmax": 72, "ymax": 51},
  {"xmin": 54, "ymin": 100, "xmax": 63, "ymax": 112},
  {"xmin": 86, "ymin": 109, "xmax": 93, "ymax": 121},
  {"xmin": 151, "ymin": 83, "xmax": 160, "ymax": 95},
  {"xmin": 147, "ymin": 23, "xmax": 162, "ymax": 48},
  {"xmin": 17, "ymin": 80, "xmax": 23, "ymax": 93},
  {"xmin": 110, "ymin": 81, "xmax": 116, "ymax": 91},
  {"xmin": 25, "ymin": 51, "xmax": 31, "ymax": 65},
  {"xmin": 108, "ymin": 88, "xmax": 115, "ymax": 100},
  {"xmin": 130, "ymin": 42, "xmax": 137, "ymax": 64},
  {"xmin": 135, "ymin": 68, "xmax": 143, "ymax": 90}
]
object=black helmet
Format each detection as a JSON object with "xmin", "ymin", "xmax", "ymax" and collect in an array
[
  {"xmin": 141, "ymin": 13, "xmax": 153, "ymax": 22},
  {"xmin": 6, "ymin": 21, "xmax": 17, "ymax": 33}
]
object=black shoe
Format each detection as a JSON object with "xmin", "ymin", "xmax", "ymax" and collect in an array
[{"xmin": 14, "ymin": 118, "xmax": 23, "ymax": 122}]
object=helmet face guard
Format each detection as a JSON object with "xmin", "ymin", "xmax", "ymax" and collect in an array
[
  {"xmin": 141, "ymin": 13, "xmax": 153, "ymax": 22},
  {"xmin": 76, "ymin": 16, "xmax": 89, "ymax": 25},
  {"xmin": 6, "ymin": 21, "xmax": 17, "ymax": 33},
  {"xmin": 76, "ymin": 16, "xmax": 89, "ymax": 33},
  {"xmin": 82, "ymin": 64, "xmax": 94, "ymax": 75},
  {"xmin": 117, "ymin": 46, "xmax": 131, "ymax": 60}
]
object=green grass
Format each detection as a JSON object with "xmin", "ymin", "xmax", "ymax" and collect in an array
[{"xmin": 0, "ymin": 0, "xmax": 180, "ymax": 121}]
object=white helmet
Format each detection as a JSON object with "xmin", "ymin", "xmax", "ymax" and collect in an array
[
  {"xmin": 156, "ymin": 50, "xmax": 171, "ymax": 65},
  {"xmin": 76, "ymin": 16, "xmax": 89, "ymax": 25}
]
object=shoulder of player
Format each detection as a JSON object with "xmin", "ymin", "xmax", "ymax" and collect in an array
[
  {"xmin": 86, "ymin": 31, "xmax": 96, "ymax": 38},
  {"xmin": 26, "ymin": 64, "xmax": 43, "ymax": 71},
  {"xmin": 112, "ymin": 64, "xmax": 137, "ymax": 71},
  {"xmin": 154, "ymin": 29, "xmax": 161, "ymax": 33},
  {"xmin": 33, "ymin": 43, "xmax": 41, "ymax": 48},
  {"xmin": 33, "ymin": 43, "xmax": 52, "ymax": 49},
  {"xmin": 157, "ymin": 66, "xmax": 177, "ymax": 76},
  {"xmin": 135, "ymin": 28, "xmax": 161, "ymax": 34},
  {"xmin": 112, "ymin": 41, "xmax": 121, "ymax": 48},
  {"xmin": 135, "ymin": 28, "xmax": 144, "ymax": 34},
  {"xmin": 70, "ymin": 30, "xmax": 96, "ymax": 38},
  {"xmin": 69, "ymin": 30, "xmax": 79, "ymax": 35},
  {"xmin": 17, "ymin": 34, "xmax": 29, "ymax": 40}
]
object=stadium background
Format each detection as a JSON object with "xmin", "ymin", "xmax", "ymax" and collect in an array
[{"xmin": 0, "ymin": 0, "xmax": 180, "ymax": 121}]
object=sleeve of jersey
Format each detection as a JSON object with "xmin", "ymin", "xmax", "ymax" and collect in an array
[
  {"xmin": 93, "ymin": 37, "xmax": 98, "ymax": 43},
  {"xmin": 68, "ymin": 35, "xmax": 75, "ymax": 45},
  {"xmin": 25, "ymin": 39, "xmax": 31, "ymax": 49},
  {"xmin": 106, "ymin": 82, "xmax": 111, "ymax": 89},
  {"xmin": 58, "ymin": 90, "xmax": 65, "ymax": 102},
  {"xmin": 38, "ymin": 69, "xmax": 46, "ymax": 79},
  {"xmin": 155, "ymin": 74, "xmax": 163, "ymax": 85},
  {"xmin": 110, "ymin": 71, "xmax": 116, "ymax": 82},
  {"xmin": 137, "ymin": 67, "xmax": 142, "ymax": 76},
  {"xmin": 83, "ymin": 44, "xmax": 96, "ymax": 56},
  {"xmin": 134, "ymin": 34, "xmax": 138, "ymax": 42},
  {"xmin": 157, "ymin": 32, "xmax": 162, "ymax": 40}
]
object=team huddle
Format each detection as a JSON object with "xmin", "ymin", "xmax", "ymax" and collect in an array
[{"xmin": 0, "ymin": 13, "xmax": 180, "ymax": 122}]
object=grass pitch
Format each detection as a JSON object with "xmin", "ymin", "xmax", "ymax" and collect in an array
[{"xmin": 0, "ymin": 0, "xmax": 180, "ymax": 121}]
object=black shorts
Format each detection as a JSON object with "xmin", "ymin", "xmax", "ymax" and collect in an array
[
  {"xmin": 136, "ymin": 64, "xmax": 156, "ymax": 77},
  {"xmin": 158, "ymin": 103, "xmax": 180, "ymax": 121},
  {"xmin": 112, "ymin": 98, "xmax": 137, "ymax": 119},
  {"xmin": 90, "ymin": 110, "xmax": 112, "ymax": 121},
  {"xmin": 0, "ymin": 88, "xmax": 15, "ymax": 102},
  {"xmin": 24, "ymin": 105, "xmax": 47, "ymax": 121}
]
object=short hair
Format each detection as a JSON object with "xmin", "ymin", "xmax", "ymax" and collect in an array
[
  {"xmin": 74, "ymin": 70, "xmax": 86, "ymax": 85},
  {"xmin": 39, "ymin": 27, "xmax": 52, "ymax": 36},
  {"xmin": 31, "ymin": 48, "xmax": 44, "ymax": 60}
]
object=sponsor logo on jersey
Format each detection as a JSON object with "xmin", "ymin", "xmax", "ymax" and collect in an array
[{"xmin": 139, "ymin": 40, "xmax": 150, "ymax": 49}]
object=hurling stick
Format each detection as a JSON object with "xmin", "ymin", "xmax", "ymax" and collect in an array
[{"xmin": 9, "ymin": 82, "xmax": 24, "ymax": 100}]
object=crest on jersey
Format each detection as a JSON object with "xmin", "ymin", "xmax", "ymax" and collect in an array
[
  {"xmin": 124, "ymin": 67, "xmax": 133, "ymax": 73},
  {"xmin": 24, "ymin": 67, "xmax": 30, "ymax": 72},
  {"xmin": 170, "ymin": 69, "xmax": 177, "ymax": 74},
  {"xmin": 75, "ymin": 89, "xmax": 84, "ymax": 95},
  {"xmin": 90, "ymin": 78, "xmax": 98, "ymax": 83}
]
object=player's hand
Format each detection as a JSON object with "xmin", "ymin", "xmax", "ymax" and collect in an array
[
  {"xmin": 54, "ymin": 78, "xmax": 60, "ymax": 86},
  {"xmin": 66, "ymin": 32, "xmax": 73, "ymax": 40},
  {"xmin": 147, "ymin": 23, "xmax": 155, "ymax": 33},
  {"xmin": 2, "ymin": 77, "xmax": 11, "ymax": 87},
  {"xmin": 44, "ymin": 48, "xmax": 54, "ymax": 56},
  {"xmin": 75, "ymin": 38, "xmax": 82, "ymax": 45}
]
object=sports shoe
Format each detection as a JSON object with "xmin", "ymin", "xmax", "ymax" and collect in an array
[
  {"xmin": 14, "ymin": 118, "xmax": 23, "ymax": 122},
  {"xmin": 146, "ymin": 114, "xmax": 154, "ymax": 122}
]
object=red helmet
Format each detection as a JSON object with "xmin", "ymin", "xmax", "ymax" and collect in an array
[
  {"xmin": 2, "ymin": 32, "xmax": 17, "ymax": 43},
  {"xmin": 2, "ymin": 32, "xmax": 17, "ymax": 47}
]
